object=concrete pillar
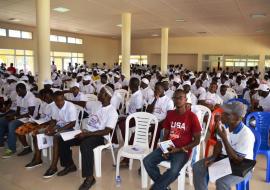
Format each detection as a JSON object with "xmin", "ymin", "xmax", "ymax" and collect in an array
[
  {"xmin": 161, "ymin": 27, "xmax": 169, "ymax": 75},
  {"xmin": 36, "ymin": 0, "xmax": 51, "ymax": 89},
  {"xmin": 197, "ymin": 53, "xmax": 203, "ymax": 72},
  {"xmin": 121, "ymin": 13, "xmax": 131, "ymax": 79}
]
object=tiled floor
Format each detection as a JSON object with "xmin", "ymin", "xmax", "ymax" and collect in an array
[{"xmin": 0, "ymin": 146, "xmax": 269, "ymax": 190}]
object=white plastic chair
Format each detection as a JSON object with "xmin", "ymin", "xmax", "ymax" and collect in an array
[
  {"xmin": 115, "ymin": 89, "xmax": 129, "ymax": 116},
  {"xmin": 184, "ymin": 105, "xmax": 211, "ymax": 186},
  {"xmin": 78, "ymin": 129, "xmax": 116, "ymax": 178},
  {"xmin": 157, "ymin": 147, "xmax": 196, "ymax": 190},
  {"xmin": 115, "ymin": 112, "xmax": 159, "ymax": 189},
  {"xmin": 227, "ymin": 88, "xmax": 237, "ymax": 98},
  {"xmin": 84, "ymin": 94, "xmax": 98, "ymax": 102}
]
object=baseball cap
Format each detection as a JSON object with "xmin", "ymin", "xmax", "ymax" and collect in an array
[
  {"xmin": 173, "ymin": 77, "xmax": 181, "ymax": 83},
  {"xmin": 221, "ymin": 102, "xmax": 247, "ymax": 118},
  {"xmin": 255, "ymin": 84, "xmax": 270, "ymax": 92},
  {"xmin": 21, "ymin": 75, "xmax": 29, "ymax": 81},
  {"xmin": 83, "ymin": 75, "xmax": 91, "ymax": 81},
  {"xmin": 43, "ymin": 79, "xmax": 53, "ymax": 85},
  {"xmin": 161, "ymin": 77, "xmax": 169, "ymax": 82},
  {"xmin": 182, "ymin": 81, "xmax": 191, "ymax": 86},
  {"xmin": 141, "ymin": 78, "xmax": 149, "ymax": 85},
  {"xmin": 70, "ymin": 82, "xmax": 80, "ymax": 88},
  {"xmin": 7, "ymin": 75, "xmax": 18, "ymax": 81}
]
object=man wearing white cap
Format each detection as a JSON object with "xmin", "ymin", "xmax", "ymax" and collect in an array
[
  {"xmin": 43, "ymin": 79, "xmax": 59, "ymax": 92},
  {"xmin": 65, "ymin": 82, "xmax": 87, "ymax": 102},
  {"xmin": 57, "ymin": 86, "xmax": 118, "ymax": 190},
  {"xmin": 141, "ymin": 78, "xmax": 154, "ymax": 107},
  {"xmin": 255, "ymin": 83, "xmax": 270, "ymax": 111},
  {"xmin": 52, "ymin": 72, "xmax": 62, "ymax": 88},
  {"xmin": 3, "ymin": 75, "xmax": 17, "ymax": 95},
  {"xmin": 182, "ymin": 81, "xmax": 197, "ymax": 105},
  {"xmin": 114, "ymin": 74, "xmax": 122, "ymax": 90},
  {"xmin": 80, "ymin": 75, "xmax": 95, "ymax": 94},
  {"xmin": 162, "ymin": 78, "xmax": 174, "ymax": 99}
]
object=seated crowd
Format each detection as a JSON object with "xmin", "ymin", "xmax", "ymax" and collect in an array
[{"xmin": 0, "ymin": 62, "xmax": 269, "ymax": 190}]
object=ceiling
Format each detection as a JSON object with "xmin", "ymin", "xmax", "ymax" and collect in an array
[{"xmin": 0, "ymin": 0, "xmax": 270, "ymax": 38}]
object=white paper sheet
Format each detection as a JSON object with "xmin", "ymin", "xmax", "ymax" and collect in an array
[
  {"xmin": 60, "ymin": 130, "xmax": 82, "ymax": 141},
  {"xmin": 29, "ymin": 117, "xmax": 48, "ymax": 125},
  {"xmin": 209, "ymin": 158, "xmax": 232, "ymax": 183},
  {"xmin": 37, "ymin": 134, "xmax": 53, "ymax": 150},
  {"xmin": 158, "ymin": 140, "xmax": 175, "ymax": 154},
  {"xmin": 18, "ymin": 117, "xmax": 30, "ymax": 123}
]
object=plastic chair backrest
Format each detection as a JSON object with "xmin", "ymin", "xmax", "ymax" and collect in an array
[
  {"xmin": 115, "ymin": 89, "xmax": 129, "ymax": 115},
  {"xmin": 246, "ymin": 112, "xmax": 270, "ymax": 151},
  {"xmin": 84, "ymin": 94, "xmax": 98, "ymax": 102},
  {"xmin": 227, "ymin": 88, "xmax": 237, "ymax": 98},
  {"xmin": 247, "ymin": 125, "xmax": 261, "ymax": 160},
  {"xmin": 125, "ymin": 112, "xmax": 158, "ymax": 151},
  {"xmin": 191, "ymin": 105, "xmax": 212, "ymax": 139}
]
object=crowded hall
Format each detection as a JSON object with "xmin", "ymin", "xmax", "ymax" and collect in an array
[{"xmin": 0, "ymin": 0, "xmax": 270, "ymax": 190}]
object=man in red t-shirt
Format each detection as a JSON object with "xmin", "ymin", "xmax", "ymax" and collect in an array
[
  {"xmin": 6, "ymin": 63, "xmax": 16, "ymax": 74},
  {"xmin": 143, "ymin": 89, "xmax": 201, "ymax": 190}
]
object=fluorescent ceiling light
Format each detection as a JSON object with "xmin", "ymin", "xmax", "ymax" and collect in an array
[
  {"xmin": 152, "ymin": 34, "xmax": 159, "ymax": 37},
  {"xmin": 53, "ymin": 7, "xmax": 70, "ymax": 13},
  {"xmin": 250, "ymin": 13, "xmax": 266, "ymax": 19},
  {"xmin": 8, "ymin": 18, "xmax": 21, "ymax": 22},
  {"xmin": 116, "ymin": 24, "xmax": 122, "ymax": 27},
  {"xmin": 176, "ymin": 19, "xmax": 185, "ymax": 22}
]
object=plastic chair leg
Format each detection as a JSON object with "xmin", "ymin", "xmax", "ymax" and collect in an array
[
  {"xmin": 94, "ymin": 148, "xmax": 102, "ymax": 178},
  {"xmin": 115, "ymin": 152, "xmax": 121, "ymax": 178},
  {"xmin": 266, "ymin": 152, "xmax": 270, "ymax": 183},
  {"xmin": 140, "ymin": 160, "xmax": 148, "ymax": 189},
  {"xmin": 129, "ymin": 159, "xmax": 133, "ymax": 170},
  {"xmin": 178, "ymin": 168, "xmax": 186, "ymax": 190},
  {"xmin": 78, "ymin": 150, "xmax": 82, "ymax": 170},
  {"xmin": 110, "ymin": 144, "xmax": 116, "ymax": 166}
]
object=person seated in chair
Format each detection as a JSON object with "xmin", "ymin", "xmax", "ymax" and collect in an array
[
  {"xmin": 57, "ymin": 86, "xmax": 118, "ymax": 190},
  {"xmin": 143, "ymin": 89, "xmax": 201, "ymax": 190},
  {"xmin": 193, "ymin": 101, "xmax": 255, "ymax": 190}
]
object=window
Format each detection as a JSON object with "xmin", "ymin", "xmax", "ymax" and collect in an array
[
  {"xmin": 58, "ymin": 36, "xmax": 66, "ymax": 43},
  {"xmin": 0, "ymin": 28, "xmax": 6, "ymax": 36},
  {"xmin": 50, "ymin": 34, "xmax": 83, "ymax": 44},
  {"xmin": 21, "ymin": 31, "xmax": 32, "ymax": 39},
  {"xmin": 0, "ymin": 28, "xmax": 32, "ymax": 39},
  {"xmin": 51, "ymin": 51, "xmax": 84, "ymax": 71},
  {"xmin": 0, "ymin": 49, "xmax": 34, "ymax": 73},
  {"xmin": 119, "ymin": 55, "xmax": 148, "ymax": 65},
  {"xmin": 50, "ymin": 35, "xmax": 58, "ymax": 42},
  {"xmin": 9, "ymin": 29, "xmax": 21, "ymax": 38},
  {"xmin": 67, "ymin": 37, "xmax": 76, "ymax": 44}
]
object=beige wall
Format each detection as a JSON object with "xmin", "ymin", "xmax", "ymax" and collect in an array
[
  {"xmin": 131, "ymin": 35, "xmax": 270, "ymax": 72},
  {"xmin": 148, "ymin": 54, "xmax": 198, "ymax": 71},
  {"xmin": 0, "ymin": 22, "xmax": 120, "ymax": 72}
]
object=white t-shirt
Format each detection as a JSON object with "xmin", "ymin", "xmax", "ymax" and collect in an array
[
  {"xmin": 127, "ymin": 90, "xmax": 144, "ymax": 114},
  {"xmin": 259, "ymin": 93, "xmax": 270, "ymax": 111},
  {"xmin": 165, "ymin": 89, "xmax": 174, "ymax": 99},
  {"xmin": 50, "ymin": 101, "xmax": 77, "ymax": 128},
  {"xmin": 149, "ymin": 95, "xmax": 174, "ymax": 121},
  {"xmin": 232, "ymin": 83, "xmax": 246, "ymax": 96},
  {"xmin": 218, "ymin": 92, "xmax": 235, "ymax": 103},
  {"xmin": 141, "ymin": 87, "xmax": 154, "ymax": 105},
  {"xmin": 38, "ymin": 101, "xmax": 52, "ymax": 121},
  {"xmin": 111, "ymin": 92, "xmax": 122, "ymax": 110},
  {"xmin": 218, "ymin": 122, "xmax": 255, "ymax": 160},
  {"xmin": 199, "ymin": 91, "xmax": 223, "ymax": 106},
  {"xmin": 16, "ymin": 91, "xmax": 36, "ymax": 115},
  {"xmin": 9, "ymin": 90, "xmax": 18, "ymax": 111},
  {"xmin": 114, "ymin": 82, "xmax": 122, "ymax": 90},
  {"xmin": 192, "ymin": 86, "xmax": 206, "ymax": 98},
  {"xmin": 186, "ymin": 92, "xmax": 198, "ymax": 105},
  {"xmin": 84, "ymin": 104, "xmax": 118, "ymax": 132},
  {"xmin": 66, "ymin": 92, "xmax": 87, "ymax": 102},
  {"xmin": 80, "ymin": 84, "xmax": 95, "ymax": 94}
]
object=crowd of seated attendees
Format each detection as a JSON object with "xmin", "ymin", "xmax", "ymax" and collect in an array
[{"xmin": 0, "ymin": 61, "xmax": 269, "ymax": 190}]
